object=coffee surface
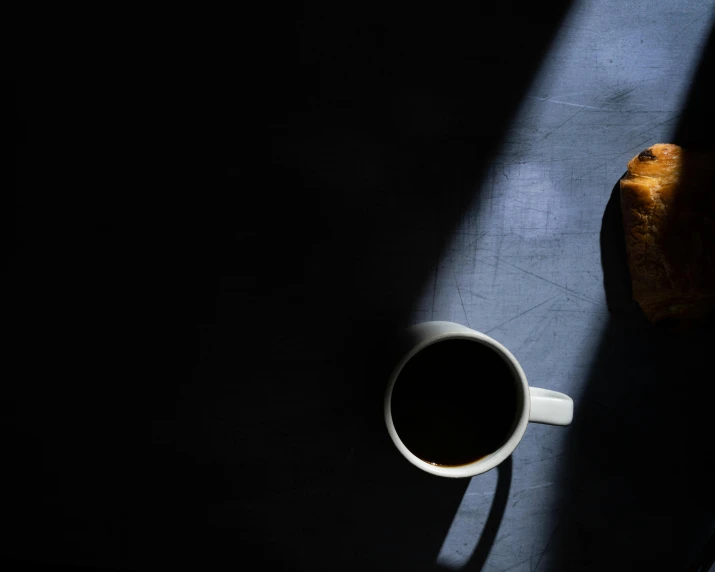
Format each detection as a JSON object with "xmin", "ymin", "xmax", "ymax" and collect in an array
[{"xmin": 390, "ymin": 339, "xmax": 519, "ymax": 466}]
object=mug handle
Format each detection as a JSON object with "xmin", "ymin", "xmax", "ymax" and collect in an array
[{"xmin": 529, "ymin": 387, "xmax": 573, "ymax": 426}]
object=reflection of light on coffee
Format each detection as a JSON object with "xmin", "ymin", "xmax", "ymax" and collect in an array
[{"xmin": 431, "ymin": 1, "xmax": 715, "ymax": 568}]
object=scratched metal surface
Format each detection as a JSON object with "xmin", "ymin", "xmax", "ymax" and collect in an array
[{"xmin": 422, "ymin": 2, "xmax": 715, "ymax": 570}]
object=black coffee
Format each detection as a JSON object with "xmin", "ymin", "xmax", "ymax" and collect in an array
[{"xmin": 390, "ymin": 339, "xmax": 519, "ymax": 467}]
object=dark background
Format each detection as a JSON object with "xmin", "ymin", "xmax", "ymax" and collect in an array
[{"xmin": 8, "ymin": 3, "xmax": 715, "ymax": 570}]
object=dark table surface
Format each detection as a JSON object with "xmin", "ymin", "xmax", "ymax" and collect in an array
[{"xmin": 9, "ymin": 1, "xmax": 715, "ymax": 571}]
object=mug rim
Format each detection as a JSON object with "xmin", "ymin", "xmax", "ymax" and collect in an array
[{"xmin": 384, "ymin": 329, "xmax": 530, "ymax": 478}]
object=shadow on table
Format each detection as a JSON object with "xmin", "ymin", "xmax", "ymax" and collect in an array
[
  {"xmin": 541, "ymin": 178, "xmax": 715, "ymax": 572},
  {"xmin": 7, "ymin": 4, "xmax": 576, "ymax": 572},
  {"xmin": 182, "ymin": 6, "xmax": 575, "ymax": 572},
  {"xmin": 541, "ymin": 22, "xmax": 715, "ymax": 570}
]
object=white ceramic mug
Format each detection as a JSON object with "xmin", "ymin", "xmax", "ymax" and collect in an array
[{"xmin": 384, "ymin": 321, "xmax": 573, "ymax": 478}]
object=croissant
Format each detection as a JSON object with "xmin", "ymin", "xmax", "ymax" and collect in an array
[{"xmin": 619, "ymin": 143, "xmax": 715, "ymax": 325}]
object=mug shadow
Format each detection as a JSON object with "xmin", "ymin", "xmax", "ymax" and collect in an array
[
  {"xmin": 355, "ymin": 454, "xmax": 513, "ymax": 572},
  {"xmin": 461, "ymin": 456, "xmax": 513, "ymax": 572}
]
